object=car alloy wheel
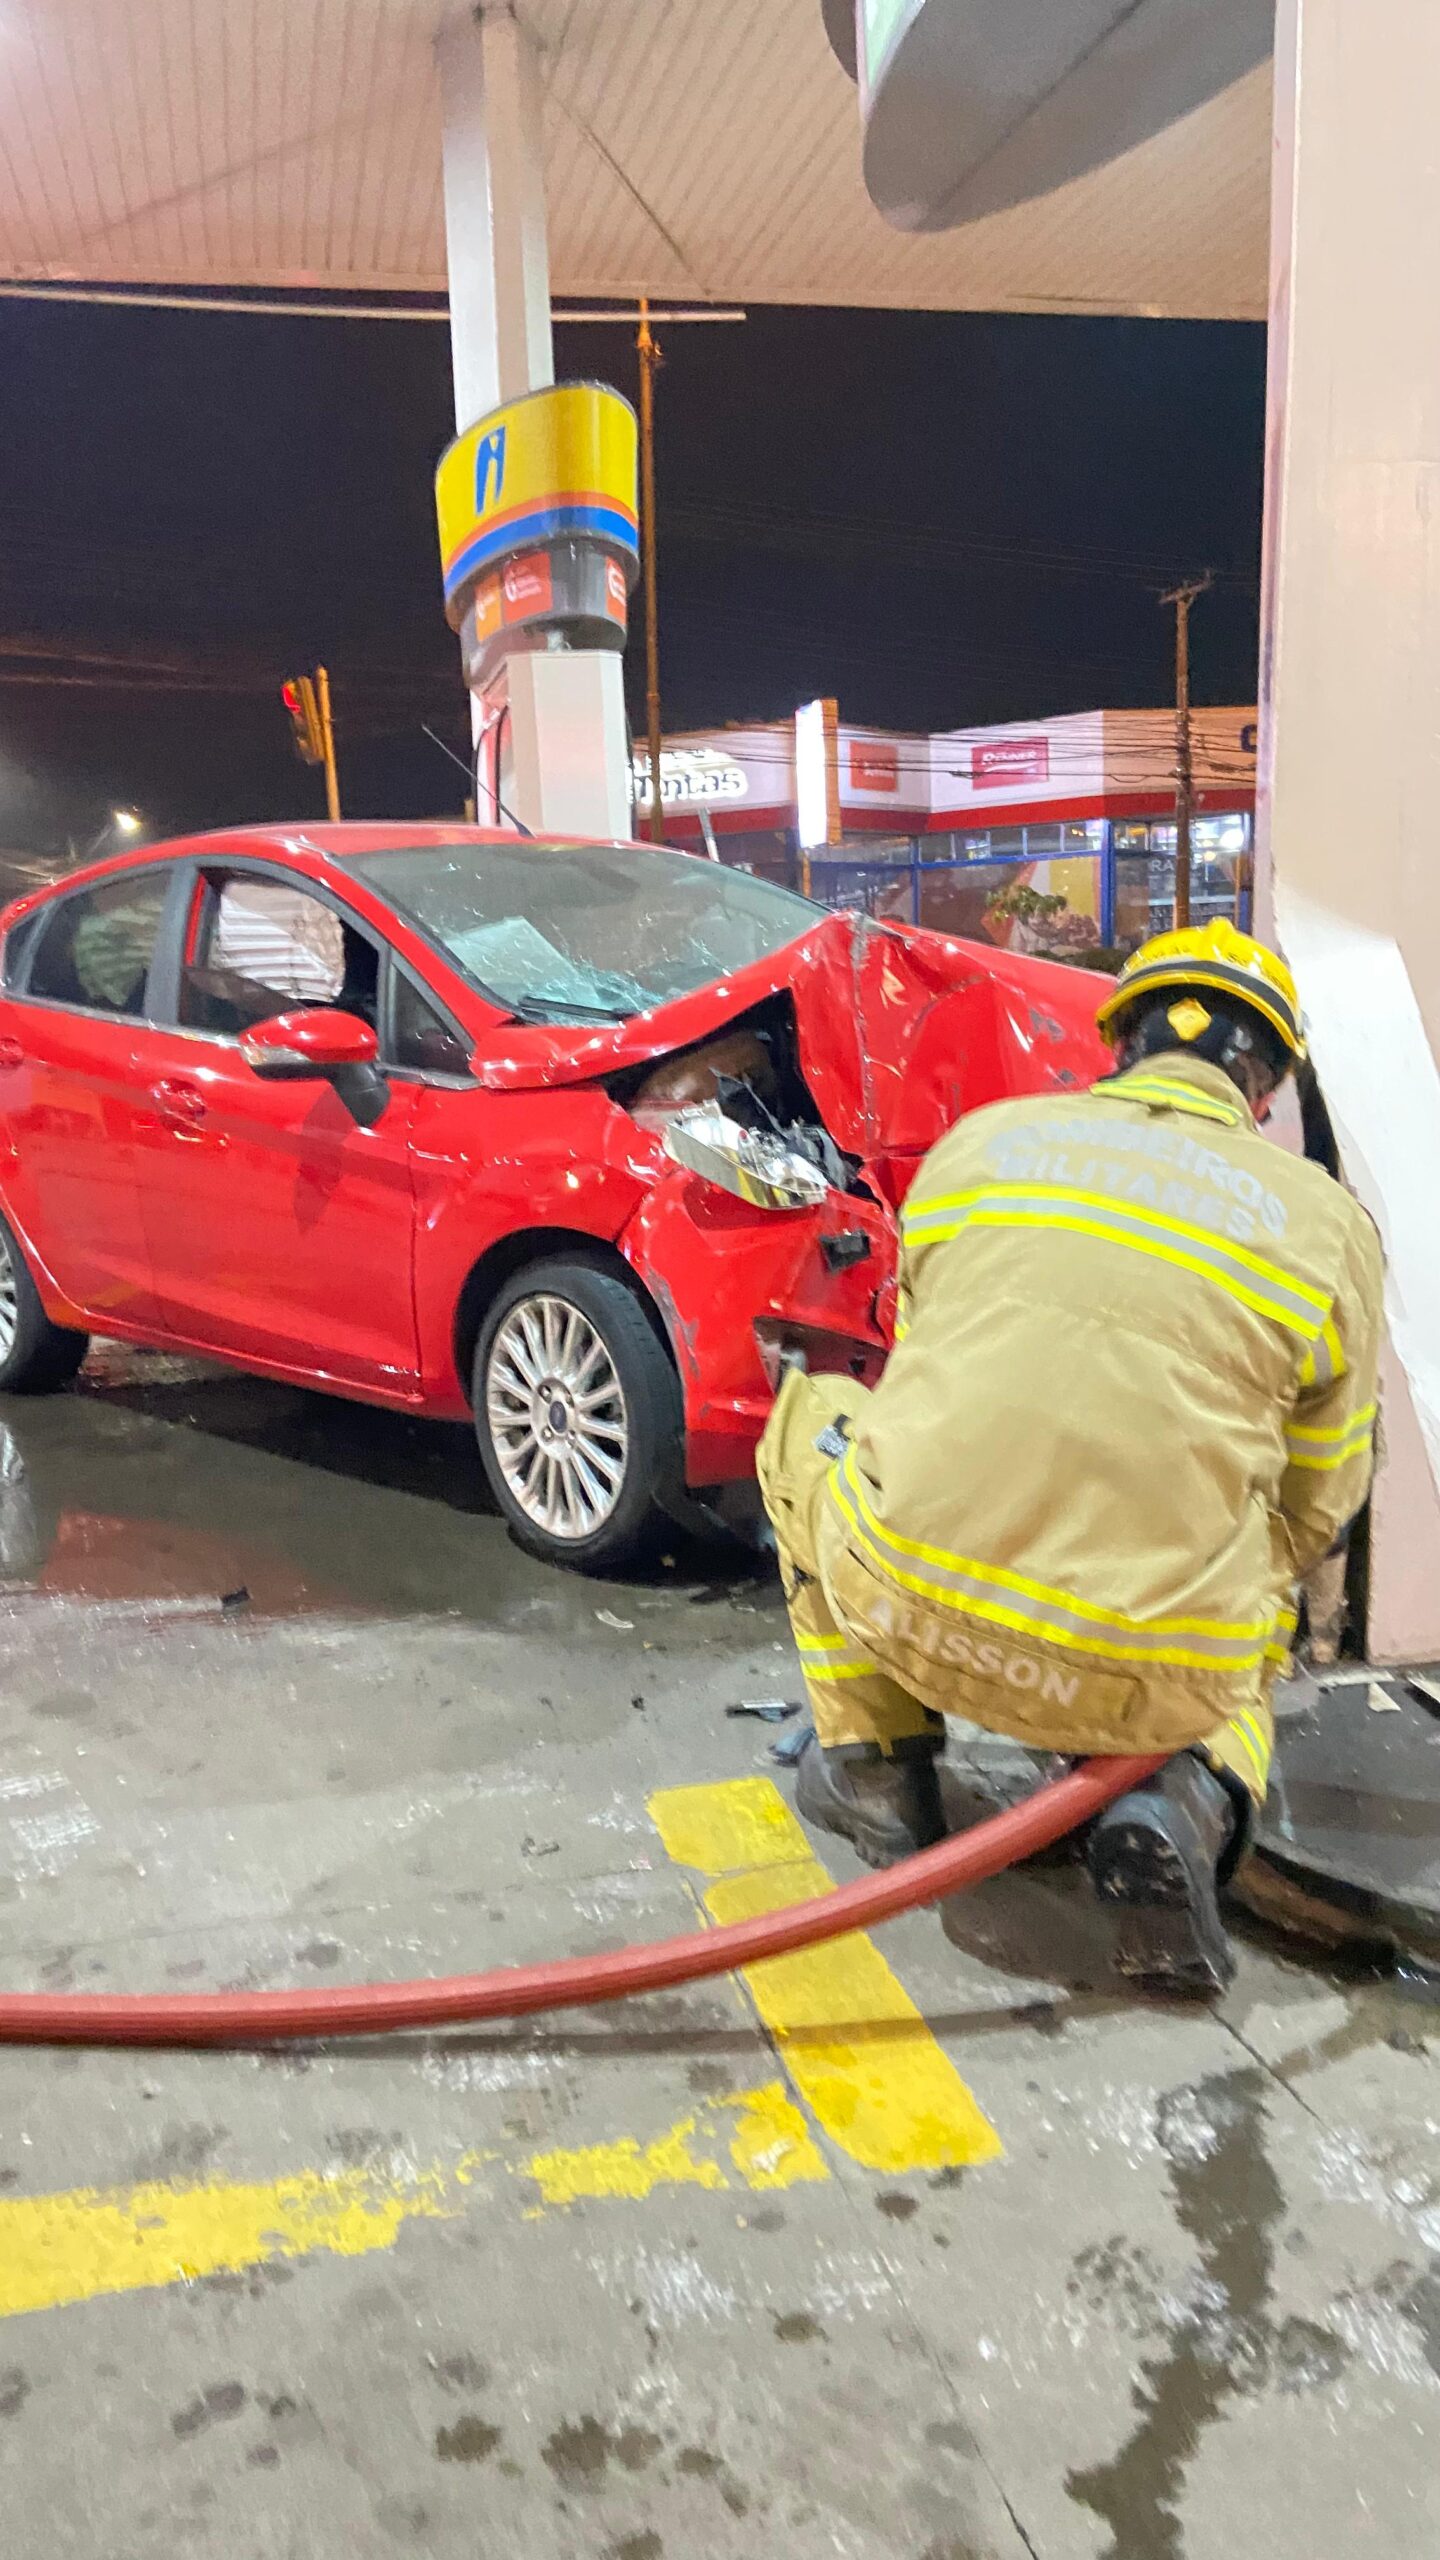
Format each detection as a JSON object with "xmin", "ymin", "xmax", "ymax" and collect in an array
[
  {"xmin": 0, "ymin": 1227, "xmax": 16, "ymax": 1363},
  {"xmin": 484, "ymin": 1291, "xmax": 631, "ymax": 1543}
]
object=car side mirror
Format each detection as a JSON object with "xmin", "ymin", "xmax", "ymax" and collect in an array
[{"xmin": 240, "ymin": 1009, "xmax": 390, "ymax": 1127}]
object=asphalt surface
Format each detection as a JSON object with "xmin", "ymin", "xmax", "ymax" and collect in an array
[{"xmin": 0, "ymin": 1346, "xmax": 1437, "ymax": 2560}]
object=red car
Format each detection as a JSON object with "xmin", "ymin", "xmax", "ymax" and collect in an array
[{"xmin": 0, "ymin": 825, "xmax": 1105, "ymax": 1569}]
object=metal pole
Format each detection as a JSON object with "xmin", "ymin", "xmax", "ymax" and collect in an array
[
  {"xmin": 1160, "ymin": 575, "xmax": 1211, "ymax": 930},
  {"xmin": 637, "ymin": 298, "xmax": 664, "ymax": 845},
  {"xmin": 1100, "ymin": 819, "xmax": 1116, "ymax": 947},
  {"xmin": 1174, "ymin": 591, "xmax": 1193, "ymax": 929},
  {"xmin": 315, "ymin": 665, "xmax": 341, "ymax": 822}
]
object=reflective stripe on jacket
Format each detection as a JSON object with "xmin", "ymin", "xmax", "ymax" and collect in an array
[{"xmin": 817, "ymin": 1053, "xmax": 1384, "ymax": 1758}]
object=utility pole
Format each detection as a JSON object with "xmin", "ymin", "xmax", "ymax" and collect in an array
[
  {"xmin": 1158, "ymin": 574, "xmax": 1211, "ymax": 929},
  {"xmin": 636, "ymin": 299, "xmax": 665, "ymax": 845},
  {"xmin": 557, "ymin": 303, "xmax": 743, "ymax": 844},
  {"xmin": 315, "ymin": 664, "xmax": 341, "ymax": 822}
]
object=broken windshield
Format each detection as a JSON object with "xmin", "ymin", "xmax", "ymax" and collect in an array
[{"xmin": 347, "ymin": 840, "xmax": 820, "ymax": 1023}]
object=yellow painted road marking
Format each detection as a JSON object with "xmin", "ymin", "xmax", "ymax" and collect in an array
[
  {"xmin": 0, "ymin": 2156, "xmax": 484, "ymax": 2325},
  {"xmin": 4, "ymin": 1774, "xmax": 998, "ymax": 2327},
  {"xmin": 524, "ymin": 2083, "xmax": 826, "ymax": 2209},
  {"xmin": 652, "ymin": 1774, "xmax": 804, "ymax": 1874},
  {"xmin": 648, "ymin": 1777, "xmax": 1002, "ymax": 2174},
  {"xmin": 0, "ymin": 2084, "xmax": 826, "ymax": 2321}
]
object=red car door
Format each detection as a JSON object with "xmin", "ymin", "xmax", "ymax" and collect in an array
[
  {"xmin": 128, "ymin": 863, "xmax": 422, "ymax": 1393},
  {"xmin": 0, "ymin": 865, "xmax": 177, "ymax": 1328}
]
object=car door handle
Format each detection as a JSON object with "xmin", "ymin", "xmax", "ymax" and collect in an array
[
  {"xmin": 0, "ymin": 1037, "xmax": 24, "ymax": 1070},
  {"xmin": 151, "ymin": 1077, "xmax": 207, "ymax": 1131}
]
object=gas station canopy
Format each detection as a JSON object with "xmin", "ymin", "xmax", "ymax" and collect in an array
[{"xmin": 3, "ymin": 0, "xmax": 1272, "ymax": 321}]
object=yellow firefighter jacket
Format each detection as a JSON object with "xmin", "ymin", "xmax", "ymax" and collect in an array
[{"xmin": 814, "ymin": 1053, "xmax": 1384, "ymax": 1759}]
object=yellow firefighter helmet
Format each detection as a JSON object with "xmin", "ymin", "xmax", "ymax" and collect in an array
[{"xmin": 1095, "ymin": 919, "xmax": 1305, "ymax": 1061}]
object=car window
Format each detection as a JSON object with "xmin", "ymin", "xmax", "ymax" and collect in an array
[
  {"xmin": 389, "ymin": 972, "xmax": 471, "ymax": 1078},
  {"xmin": 345, "ymin": 840, "xmax": 820, "ymax": 1024},
  {"xmin": 179, "ymin": 873, "xmax": 380, "ymax": 1037},
  {"xmin": 26, "ymin": 871, "xmax": 171, "ymax": 1017}
]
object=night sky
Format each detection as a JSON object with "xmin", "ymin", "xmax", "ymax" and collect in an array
[{"xmin": 0, "ymin": 299, "xmax": 1266, "ymax": 851}]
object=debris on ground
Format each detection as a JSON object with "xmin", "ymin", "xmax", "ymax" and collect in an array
[
  {"xmin": 219, "ymin": 1586, "xmax": 251, "ymax": 1610},
  {"xmin": 521, "ymin": 1835, "xmax": 560, "ymax": 1858},
  {"xmin": 1368, "ymin": 1683, "xmax": 1402, "ymax": 1713},
  {"xmin": 725, "ymin": 1697, "xmax": 802, "ymax": 1723},
  {"xmin": 768, "ymin": 1718, "xmax": 813, "ymax": 1766},
  {"xmin": 594, "ymin": 1609, "xmax": 635, "ymax": 1631}
]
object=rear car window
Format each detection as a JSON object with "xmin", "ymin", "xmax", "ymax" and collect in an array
[
  {"xmin": 2, "ymin": 907, "xmax": 48, "ymax": 989},
  {"xmin": 25, "ymin": 872, "xmax": 171, "ymax": 1017}
]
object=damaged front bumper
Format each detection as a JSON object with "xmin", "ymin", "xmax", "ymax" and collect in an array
[{"xmin": 620, "ymin": 1166, "xmax": 895, "ymax": 1489}]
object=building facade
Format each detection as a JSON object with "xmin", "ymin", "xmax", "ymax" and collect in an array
[{"xmin": 644, "ymin": 704, "xmax": 1257, "ymax": 961}]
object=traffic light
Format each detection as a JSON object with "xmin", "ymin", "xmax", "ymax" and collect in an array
[{"xmin": 281, "ymin": 675, "xmax": 324, "ymax": 766}]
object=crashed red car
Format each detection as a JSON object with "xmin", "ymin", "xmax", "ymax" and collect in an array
[{"xmin": 0, "ymin": 824, "xmax": 1106, "ymax": 1569}]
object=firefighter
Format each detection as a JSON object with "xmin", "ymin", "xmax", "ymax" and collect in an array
[{"xmin": 758, "ymin": 922, "xmax": 1383, "ymax": 1994}]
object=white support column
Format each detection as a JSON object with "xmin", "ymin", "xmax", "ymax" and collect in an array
[
  {"xmin": 435, "ymin": 5, "xmax": 632, "ymax": 839},
  {"xmin": 1258, "ymin": 0, "xmax": 1440, "ymax": 1658},
  {"xmin": 438, "ymin": 3, "xmax": 554, "ymax": 431},
  {"xmin": 506, "ymin": 656, "xmax": 633, "ymax": 840}
]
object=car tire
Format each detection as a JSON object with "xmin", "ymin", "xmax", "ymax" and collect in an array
[
  {"xmin": 473, "ymin": 1257, "xmax": 684, "ymax": 1573},
  {"xmin": 0, "ymin": 1211, "xmax": 89, "ymax": 1395}
]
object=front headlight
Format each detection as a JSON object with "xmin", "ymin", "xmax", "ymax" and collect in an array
[{"xmin": 663, "ymin": 1104, "xmax": 829, "ymax": 1212}]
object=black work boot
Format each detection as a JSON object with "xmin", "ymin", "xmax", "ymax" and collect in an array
[
  {"xmin": 1087, "ymin": 1753, "xmax": 1239, "ymax": 1997},
  {"xmin": 794, "ymin": 1733, "xmax": 947, "ymax": 1869}
]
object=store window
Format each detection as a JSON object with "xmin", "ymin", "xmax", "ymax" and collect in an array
[
  {"xmin": 809, "ymin": 861, "xmax": 915, "ymax": 924},
  {"xmin": 917, "ymin": 861, "xmax": 1008, "ymax": 942},
  {"xmin": 1113, "ymin": 813, "xmax": 1252, "ymax": 948}
]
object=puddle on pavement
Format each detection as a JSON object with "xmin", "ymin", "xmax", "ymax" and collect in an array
[
  {"xmin": 0, "ymin": 1345, "xmax": 766, "ymax": 1634},
  {"xmin": 1264, "ymin": 1967, "xmax": 1440, "ymax": 2083},
  {"xmin": 1067, "ymin": 2068, "xmax": 1291, "ymax": 2560}
]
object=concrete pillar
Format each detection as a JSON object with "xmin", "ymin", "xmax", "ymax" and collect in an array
[
  {"xmin": 438, "ymin": 3, "xmax": 553, "ymax": 430},
  {"xmin": 506, "ymin": 656, "xmax": 633, "ymax": 840},
  {"xmin": 1257, "ymin": 0, "xmax": 1440, "ymax": 1658},
  {"xmin": 436, "ymin": 5, "xmax": 631, "ymax": 836}
]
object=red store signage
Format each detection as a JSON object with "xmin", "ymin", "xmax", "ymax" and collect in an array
[
  {"xmin": 972, "ymin": 737, "xmax": 1050, "ymax": 787},
  {"xmin": 848, "ymin": 739, "xmax": 900, "ymax": 793}
]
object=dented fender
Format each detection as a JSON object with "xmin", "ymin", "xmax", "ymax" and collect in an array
[{"xmin": 620, "ymin": 1167, "xmax": 895, "ymax": 1487}]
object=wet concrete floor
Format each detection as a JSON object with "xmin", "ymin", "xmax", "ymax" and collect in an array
[{"xmin": 0, "ymin": 1347, "xmax": 1437, "ymax": 2559}]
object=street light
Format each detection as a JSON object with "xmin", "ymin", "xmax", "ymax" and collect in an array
[{"xmin": 76, "ymin": 808, "xmax": 146, "ymax": 863}]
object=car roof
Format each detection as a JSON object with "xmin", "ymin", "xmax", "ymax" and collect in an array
[{"xmin": 0, "ymin": 821, "xmax": 655, "ymax": 917}]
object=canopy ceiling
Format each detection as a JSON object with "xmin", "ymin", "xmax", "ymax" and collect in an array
[{"xmin": 2, "ymin": 3, "xmax": 1271, "ymax": 320}]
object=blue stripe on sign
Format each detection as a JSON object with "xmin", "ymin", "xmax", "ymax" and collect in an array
[{"xmin": 443, "ymin": 503, "xmax": 640, "ymax": 601}]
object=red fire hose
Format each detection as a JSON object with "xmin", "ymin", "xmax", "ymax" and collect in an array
[{"xmin": 0, "ymin": 1754, "xmax": 1165, "ymax": 2047}]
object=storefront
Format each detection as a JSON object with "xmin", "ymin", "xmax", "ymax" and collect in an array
[{"xmin": 644, "ymin": 705, "xmax": 1256, "ymax": 960}]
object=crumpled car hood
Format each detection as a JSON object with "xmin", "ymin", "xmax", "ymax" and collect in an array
[{"xmin": 470, "ymin": 908, "xmax": 1110, "ymax": 1183}]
